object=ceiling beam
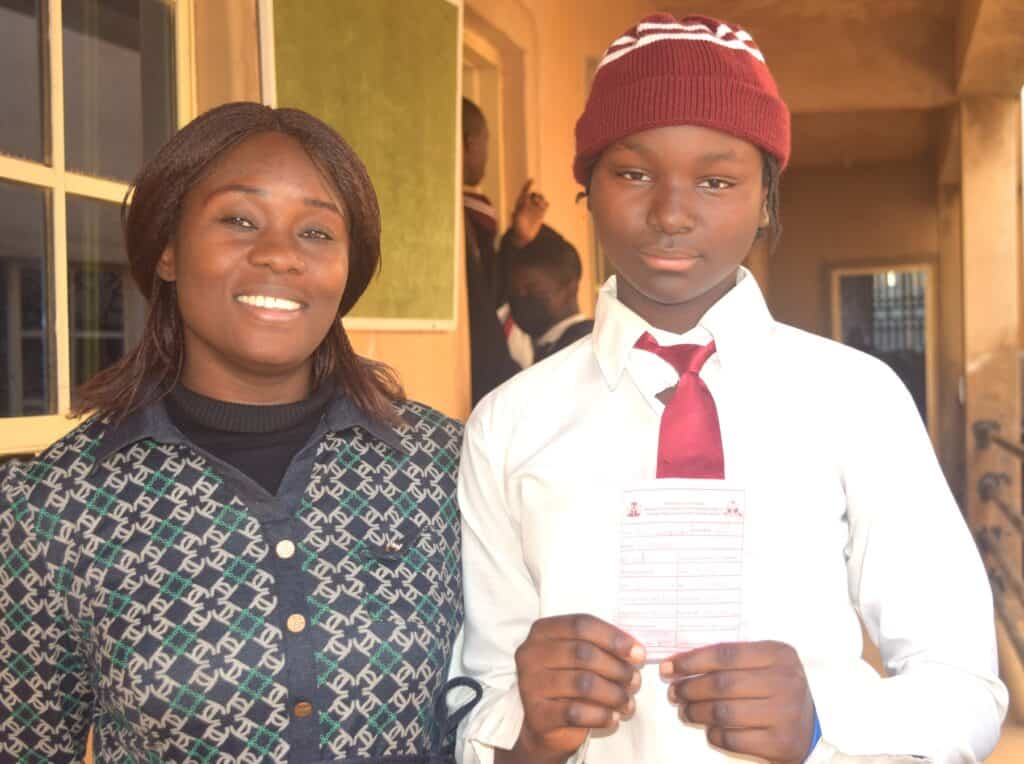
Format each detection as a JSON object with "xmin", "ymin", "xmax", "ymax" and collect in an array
[{"xmin": 957, "ymin": 0, "xmax": 1024, "ymax": 95}]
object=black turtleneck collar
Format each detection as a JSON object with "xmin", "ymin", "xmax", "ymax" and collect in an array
[
  {"xmin": 167, "ymin": 384, "xmax": 336, "ymax": 434},
  {"xmin": 164, "ymin": 384, "xmax": 336, "ymax": 495}
]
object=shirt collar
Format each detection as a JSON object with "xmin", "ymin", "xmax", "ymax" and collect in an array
[
  {"xmin": 324, "ymin": 394, "xmax": 408, "ymax": 453},
  {"xmin": 592, "ymin": 266, "xmax": 774, "ymax": 388},
  {"xmin": 92, "ymin": 388, "xmax": 408, "ymax": 464},
  {"xmin": 536, "ymin": 313, "xmax": 587, "ymax": 347}
]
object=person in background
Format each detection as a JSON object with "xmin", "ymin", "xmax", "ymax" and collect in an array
[
  {"xmin": 505, "ymin": 224, "xmax": 593, "ymax": 365},
  {"xmin": 0, "ymin": 102, "xmax": 474, "ymax": 763},
  {"xmin": 463, "ymin": 97, "xmax": 547, "ymax": 403},
  {"xmin": 454, "ymin": 12, "xmax": 1005, "ymax": 764}
]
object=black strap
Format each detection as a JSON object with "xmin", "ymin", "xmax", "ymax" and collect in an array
[{"xmin": 431, "ymin": 676, "xmax": 484, "ymax": 755}]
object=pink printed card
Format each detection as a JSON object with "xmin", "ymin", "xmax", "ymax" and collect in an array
[{"xmin": 616, "ymin": 480, "xmax": 746, "ymax": 662}]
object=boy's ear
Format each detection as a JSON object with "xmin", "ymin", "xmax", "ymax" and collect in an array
[
  {"xmin": 759, "ymin": 197, "xmax": 770, "ymax": 228},
  {"xmin": 156, "ymin": 245, "xmax": 177, "ymax": 282}
]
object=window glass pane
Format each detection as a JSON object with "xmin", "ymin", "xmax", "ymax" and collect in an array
[
  {"xmin": 839, "ymin": 270, "xmax": 928, "ymax": 424},
  {"xmin": 63, "ymin": 0, "xmax": 176, "ymax": 182},
  {"xmin": 67, "ymin": 194, "xmax": 145, "ymax": 395},
  {"xmin": 0, "ymin": 0, "xmax": 47, "ymax": 162},
  {"xmin": 0, "ymin": 180, "xmax": 54, "ymax": 417}
]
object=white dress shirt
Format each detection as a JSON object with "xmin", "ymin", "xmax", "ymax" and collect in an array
[{"xmin": 454, "ymin": 268, "xmax": 1007, "ymax": 764}]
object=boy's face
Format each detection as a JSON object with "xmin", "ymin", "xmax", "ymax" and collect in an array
[
  {"xmin": 507, "ymin": 264, "xmax": 575, "ymax": 337},
  {"xmin": 589, "ymin": 124, "xmax": 768, "ymax": 333}
]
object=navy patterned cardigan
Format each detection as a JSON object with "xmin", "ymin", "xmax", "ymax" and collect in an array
[{"xmin": 0, "ymin": 393, "xmax": 472, "ymax": 763}]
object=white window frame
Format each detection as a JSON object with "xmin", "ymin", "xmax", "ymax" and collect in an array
[{"xmin": 0, "ymin": 0, "xmax": 196, "ymax": 456}]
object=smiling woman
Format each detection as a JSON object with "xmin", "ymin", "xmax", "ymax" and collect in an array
[
  {"xmin": 0, "ymin": 102, "xmax": 477, "ymax": 763},
  {"xmin": 75, "ymin": 103, "xmax": 400, "ymax": 423},
  {"xmin": 152, "ymin": 131, "xmax": 354, "ymax": 406}
]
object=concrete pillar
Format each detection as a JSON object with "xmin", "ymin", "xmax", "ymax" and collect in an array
[
  {"xmin": 961, "ymin": 95, "xmax": 1022, "ymax": 561},
  {"xmin": 961, "ymin": 94, "xmax": 1024, "ymax": 724},
  {"xmin": 937, "ymin": 184, "xmax": 966, "ymax": 505}
]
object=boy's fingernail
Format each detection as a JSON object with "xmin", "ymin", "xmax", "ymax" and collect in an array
[
  {"xmin": 659, "ymin": 660, "xmax": 673, "ymax": 676},
  {"xmin": 629, "ymin": 670, "xmax": 642, "ymax": 690},
  {"xmin": 611, "ymin": 711, "xmax": 621, "ymax": 723},
  {"xmin": 667, "ymin": 684, "xmax": 676, "ymax": 703},
  {"xmin": 629, "ymin": 645, "xmax": 646, "ymax": 663}
]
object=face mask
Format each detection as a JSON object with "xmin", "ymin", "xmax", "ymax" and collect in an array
[{"xmin": 508, "ymin": 295, "xmax": 554, "ymax": 337}]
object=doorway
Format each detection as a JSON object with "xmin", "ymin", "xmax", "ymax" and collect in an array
[
  {"xmin": 463, "ymin": 28, "xmax": 507, "ymax": 230},
  {"xmin": 830, "ymin": 263, "xmax": 938, "ymax": 441}
]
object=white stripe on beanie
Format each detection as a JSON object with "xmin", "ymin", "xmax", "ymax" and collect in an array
[{"xmin": 598, "ymin": 19, "xmax": 765, "ymax": 72}]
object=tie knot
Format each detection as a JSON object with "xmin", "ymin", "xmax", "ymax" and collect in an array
[{"xmin": 635, "ymin": 332, "xmax": 716, "ymax": 376}]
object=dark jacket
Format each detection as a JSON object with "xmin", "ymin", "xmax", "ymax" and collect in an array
[
  {"xmin": 533, "ymin": 318, "xmax": 595, "ymax": 363},
  {"xmin": 464, "ymin": 215, "xmax": 521, "ymax": 404}
]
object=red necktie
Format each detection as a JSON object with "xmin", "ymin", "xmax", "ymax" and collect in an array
[{"xmin": 635, "ymin": 332, "xmax": 724, "ymax": 479}]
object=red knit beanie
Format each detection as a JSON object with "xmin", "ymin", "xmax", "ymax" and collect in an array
[{"xmin": 574, "ymin": 13, "xmax": 790, "ymax": 185}]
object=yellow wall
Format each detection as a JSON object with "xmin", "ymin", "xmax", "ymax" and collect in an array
[{"xmin": 770, "ymin": 161, "xmax": 940, "ymax": 335}]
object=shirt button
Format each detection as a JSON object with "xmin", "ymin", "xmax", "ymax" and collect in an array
[
  {"xmin": 293, "ymin": 701, "xmax": 313, "ymax": 718},
  {"xmin": 286, "ymin": 613, "xmax": 306, "ymax": 633},
  {"xmin": 276, "ymin": 540, "xmax": 296, "ymax": 559}
]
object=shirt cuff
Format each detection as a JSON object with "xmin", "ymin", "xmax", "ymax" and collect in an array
[
  {"xmin": 805, "ymin": 740, "xmax": 934, "ymax": 764},
  {"xmin": 462, "ymin": 686, "xmax": 524, "ymax": 764},
  {"xmin": 460, "ymin": 684, "xmax": 590, "ymax": 764}
]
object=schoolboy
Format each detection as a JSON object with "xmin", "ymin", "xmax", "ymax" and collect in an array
[
  {"xmin": 505, "ymin": 224, "xmax": 593, "ymax": 364},
  {"xmin": 454, "ymin": 13, "xmax": 1007, "ymax": 764},
  {"xmin": 463, "ymin": 97, "xmax": 548, "ymax": 402}
]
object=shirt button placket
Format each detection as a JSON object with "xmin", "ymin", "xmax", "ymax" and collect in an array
[{"xmin": 266, "ymin": 517, "xmax": 319, "ymax": 761}]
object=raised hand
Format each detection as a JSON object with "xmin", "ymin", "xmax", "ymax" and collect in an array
[{"xmin": 510, "ymin": 178, "xmax": 549, "ymax": 247}]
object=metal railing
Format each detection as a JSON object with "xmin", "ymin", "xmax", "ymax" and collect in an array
[
  {"xmin": 978, "ymin": 472, "xmax": 1024, "ymax": 535},
  {"xmin": 973, "ymin": 419, "xmax": 1024, "ymax": 667},
  {"xmin": 974, "ymin": 420, "xmax": 1024, "ymax": 460}
]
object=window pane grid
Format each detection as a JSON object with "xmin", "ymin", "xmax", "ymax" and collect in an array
[
  {"xmin": 0, "ymin": 0, "xmax": 49, "ymax": 164},
  {"xmin": 0, "ymin": 0, "xmax": 188, "ymax": 453},
  {"xmin": 0, "ymin": 180, "xmax": 55, "ymax": 417}
]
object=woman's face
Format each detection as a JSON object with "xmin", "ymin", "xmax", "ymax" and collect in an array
[{"xmin": 156, "ymin": 131, "xmax": 350, "ymax": 402}]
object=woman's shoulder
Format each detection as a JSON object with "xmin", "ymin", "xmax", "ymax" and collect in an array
[
  {"xmin": 1, "ymin": 416, "xmax": 113, "ymax": 542},
  {"xmin": 392, "ymin": 398, "xmax": 465, "ymax": 448},
  {"xmin": 5, "ymin": 416, "xmax": 111, "ymax": 490}
]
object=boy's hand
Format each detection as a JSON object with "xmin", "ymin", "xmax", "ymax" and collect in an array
[
  {"xmin": 498, "ymin": 614, "xmax": 645, "ymax": 764},
  {"xmin": 509, "ymin": 178, "xmax": 548, "ymax": 247},
  {"xmin": 662, "ymin": 640, "xmax": 815, "ymax": 764}
]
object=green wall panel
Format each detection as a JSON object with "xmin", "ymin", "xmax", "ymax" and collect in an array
[{"xmin": 274, "ymin": 0, "xmax": 458, "ymax": 322}]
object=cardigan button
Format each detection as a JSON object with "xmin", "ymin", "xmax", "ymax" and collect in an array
[
  {"xmin": 275, "ymin": 540, "xmax": 296, "ymax": 559},
  {"xmin": 286, "ymin": 614, "xmax": 307, "ymax": 633},
  {"xmin": 293, "ymin": 701, "xmax": 313, "ymax": 718}
]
